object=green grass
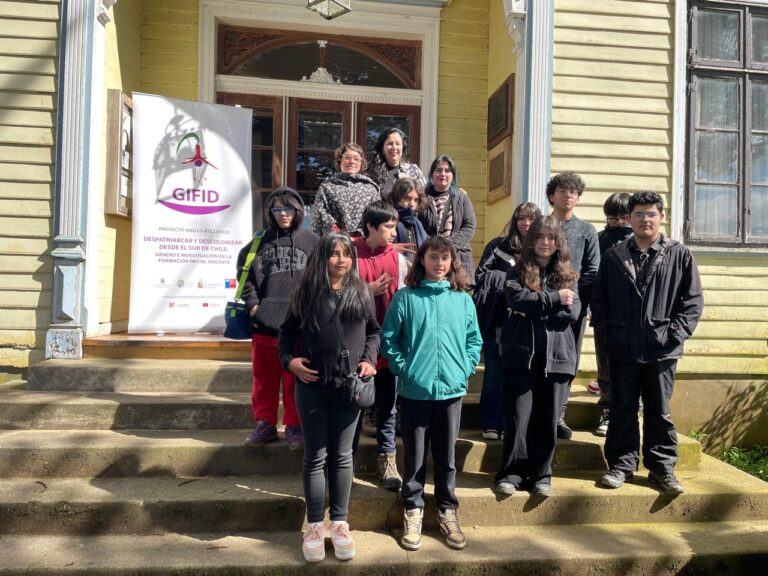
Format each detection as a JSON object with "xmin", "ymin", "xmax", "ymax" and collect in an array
[
  {"xmin": 720, "ymin": 445, "xmax": 768, "ymax": 482},
  {"xmin": 687, "ymin": 431, "xmax": 768, "ymax": 482}
]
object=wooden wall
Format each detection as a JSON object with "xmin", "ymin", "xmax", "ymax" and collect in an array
[{"xmin": 0, "ymin": 0, "xmax": 59, "ymax": 380}]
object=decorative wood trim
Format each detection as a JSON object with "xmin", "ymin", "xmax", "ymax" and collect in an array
[
  {"xmin": 199, "ymin": 0, "xmax": 440, "ymax": 170},
  {"xmin": 215, "ymin": 75, "xmax": 423, "ymax": 105},
  {"xmin": 217, "ymin": 25, "xmax": 421, "ymax": 89}
]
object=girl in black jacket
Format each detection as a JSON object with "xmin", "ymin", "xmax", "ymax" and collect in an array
[
  {"xmin": 495, "ymin": 215, "xmax": 581, "ymax": 497},
  {"xmin": 278, "ymin": 232, "xmax": 380, "ymax": 564}
]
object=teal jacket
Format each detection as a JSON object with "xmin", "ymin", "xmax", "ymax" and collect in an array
[{"xmin": 381, "ymin": 280, "xmax": 482, "ymax": 401}]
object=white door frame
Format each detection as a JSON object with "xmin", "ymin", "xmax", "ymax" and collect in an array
[{"xmin": 198, "ymin": 0, "xmax": 442, "ymax": 169}]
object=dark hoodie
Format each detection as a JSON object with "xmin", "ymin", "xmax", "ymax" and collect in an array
[{"xmin": 236, "ymin": 187, "xmax": 320, "ymax": 337}]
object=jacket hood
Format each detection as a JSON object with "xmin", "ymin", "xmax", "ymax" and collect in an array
[
  {"xmin": 265, "ymin": 186, "xmax": 305, "ymax": 231},
  {"xmin": 353, "ymin": 235, "xmax": 394, "ymax": 258}
]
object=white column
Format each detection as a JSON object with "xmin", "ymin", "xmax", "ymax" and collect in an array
[
  {"xmin": 46, "ymin": 0, "xmax": 97, "ymax": 358},
  {"xmin": 504, "ymin": 0, "xmax": 526, "ymax": 207},
  {"xmin": 521, "ymin": 0, "xmax": 554, "ymax": 209}
]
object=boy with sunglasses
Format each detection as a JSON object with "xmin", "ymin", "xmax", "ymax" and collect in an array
[{"xmin": 237, "ymin": 186, "xmax": 319, "ymax": 448}]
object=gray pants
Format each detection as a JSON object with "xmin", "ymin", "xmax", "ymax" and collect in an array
[{"xmin": 295, "ymin": 382, "xmax": 360, "ymax": 523}]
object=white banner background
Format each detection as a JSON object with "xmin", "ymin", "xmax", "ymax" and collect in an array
[{"xmin": 129, "ymin": 93, "xmax": 252, "ymax": 332}]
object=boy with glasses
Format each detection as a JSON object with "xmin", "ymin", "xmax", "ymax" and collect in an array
[
  {"xmin": 545, "ymin": 172, "xmax": 601, "ymax": 439},
  {"xmin": 591, "ymin": 191, "xmax": 703, "ymax": 494}
]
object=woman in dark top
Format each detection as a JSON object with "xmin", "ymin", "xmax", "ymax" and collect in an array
[{"xmin": 367, "ymin": 127, "xmax": 426, "ymax": 199}]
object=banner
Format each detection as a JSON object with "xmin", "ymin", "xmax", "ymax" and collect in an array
[{"xmin": 129, "ymin": 93, "xmax": 252, "ymax": 333}]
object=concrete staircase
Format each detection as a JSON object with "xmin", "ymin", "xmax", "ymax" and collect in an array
[{"xmin": 0, "ymin": 357, "xmax": 767, "ymax": 574}]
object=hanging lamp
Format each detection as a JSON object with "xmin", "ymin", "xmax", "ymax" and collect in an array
[{"xmin": 307, "ymin": 0, "xmax": 351, "ymax": 21}]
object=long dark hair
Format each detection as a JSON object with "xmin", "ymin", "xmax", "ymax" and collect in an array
[
  {"xmin": 517, "ymin": 215, "xmax": 578, "ymax": 292},
  {"xmin": 290, "ymin": 232, "xmax": 372, "ymax": 331},
  {"xmin": 426, "ymin": 155, "xmax": 458, "ymax": 195},
  {"xmin": 371, "ymin": 127, "xmax": 409, "ymax": 166},
  {"xmin": 405, "ymin": 235, "xmax": 470, "ymax": 291},
  {"xmin": 389, "ymin": 177, "xmax": 427, "ymax": 212},
  {"xmin": 500, "ymin": 201, "xmax": 541, "ymax": 255}
]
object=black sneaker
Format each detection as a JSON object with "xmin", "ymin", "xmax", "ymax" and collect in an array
[
  {"xmin": 649, "ymin": 470, "xmax": 685, "ymax": 494},
  {"xmin": 601, "ymin": 468, "xmax": 633, "ymax": 489},
  {"xmin": 556, "ymin": 418, "xmax": 573, "ymax": 439}
]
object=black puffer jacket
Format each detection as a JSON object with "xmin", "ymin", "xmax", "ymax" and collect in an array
[
  {"xmin": 502, "ymin": 267, "xmax": 581, "ymax": 375},
  {"xmin": 590, "ymin": 235, "xmax": 703, "ymax": 364}
]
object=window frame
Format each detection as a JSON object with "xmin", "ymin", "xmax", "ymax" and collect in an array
[{"xmin": 686, "ymin": 1, "xmax": 768, "ymax": 247}]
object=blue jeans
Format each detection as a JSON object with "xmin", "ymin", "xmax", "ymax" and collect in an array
[
  {"xmin": 480, "ymin": 341, "xmax": 505, "ymax": 432},
  {"xmin": 295, "ymin": 382, "xmax": 360, "ymax": 523}
]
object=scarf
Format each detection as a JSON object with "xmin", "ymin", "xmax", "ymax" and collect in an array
[{"xmin": 395, "ymin": 206, "xmax": 428, "ymax": 246}]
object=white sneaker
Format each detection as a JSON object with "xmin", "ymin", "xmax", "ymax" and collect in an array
[
  {"xmin": 302, "ymin": 522, "xmax": 325, "ymax": 563},
  {"xmin": 587, "ymin": 381, "xmax": 601, "ymax": 395},
  {"xmin": 482, "ymin": 429, "xmax": 500, "ymax": 440},
  {"xmin": 330, "ymin": 520, "xmax": 355, "ymax": 560}
]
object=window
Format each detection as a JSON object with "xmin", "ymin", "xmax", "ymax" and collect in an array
[{"xmin": 687, "ymin": 1, "xmax": 768, "ymax": 245}]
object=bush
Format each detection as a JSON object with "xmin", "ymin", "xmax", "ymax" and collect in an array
[{"xmin": 720, "ymin": 445, "xmax": 768, "ymax": 482}]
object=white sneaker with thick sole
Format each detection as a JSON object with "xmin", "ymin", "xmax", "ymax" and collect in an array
[
  {"xmin": 330, "ymin": 521, "xmax": 355, "ymax": 560},
  {"xmin": 302, "ymin": 522, "xmax": 325, "ymax": 563}
]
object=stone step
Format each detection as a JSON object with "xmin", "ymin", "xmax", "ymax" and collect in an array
[
  {"xmin": 26, "ymin": 358, "xmax": 489, "ymax": 394},
  {"xmin": 0, "ymin": 456, "xmax": 764, "ymax": 536},
  {"xmin": 0, "ymin": 520, "xmax": 766, "ymax": 575},
  {"xmin": 0, "ymin": 428, "xmax": 701, "ymax": 479},
  {"xmin": 0, "ymin": 389, "xmax": 601, "ymax": 431}
]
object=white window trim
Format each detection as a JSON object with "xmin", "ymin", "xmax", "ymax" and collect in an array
[
  {"xmin": 671, "ymin": 0, "xmax": 688, "ymax": 241},
  {"xmin": 199, "ymin": 0, "xmax": 442, "ymax": 169}
]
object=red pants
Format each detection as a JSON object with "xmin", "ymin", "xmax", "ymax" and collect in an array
[{"xmin": 251, "ymin": 334, "xmax": 299, "ymax": 427}]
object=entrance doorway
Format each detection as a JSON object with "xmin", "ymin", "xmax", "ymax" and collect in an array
[{"xmin": 217, "ymin": 92, "xmax": 420, "ymax": 230}]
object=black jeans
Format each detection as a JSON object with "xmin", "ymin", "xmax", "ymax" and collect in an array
[
  {"xmin": 295, "ymin": 382, "xmax": 360, "ymax": 523},
  {"xmin": 594, "ymin": 330, "xmax": 612, "ymax": 411},
  {"xmin": 400, "ymin": 396, "xmax": 462, "ymax": 512},
  {"xmin": 496, "ymin": 366, "xmax": 570, "ymax": 486},
  {"xmin": 604, "ymin": 358, "xmax": 678, "ymax": 475}
]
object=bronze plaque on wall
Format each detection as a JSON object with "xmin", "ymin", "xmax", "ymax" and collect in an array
[{"xmin": 487, "ymin": 75, "xmax": 514, "ymax": 150}]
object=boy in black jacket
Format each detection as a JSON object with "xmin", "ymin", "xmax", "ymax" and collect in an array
[
  {"xmin": 591, "ymin": 191, "xmax": 703, "ymax": 495},
  {"xmin": 589, "ymin": 192, "xmax": 633, "ymax": 437}
]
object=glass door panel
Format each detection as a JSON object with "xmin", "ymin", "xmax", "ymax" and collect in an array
[
  {"xmin": 357, "ymin": 103, "xmax": 421, "ymax": 168},
  {"xmin": 216, "ymin": 93, "xmax": 283, "ymax": 230},
  {"xmin": 288, "ymin": 99, "xmax": 352, "ymax": 217}
]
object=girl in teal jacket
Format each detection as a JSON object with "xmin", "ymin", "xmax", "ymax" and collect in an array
[{"xmin": 381, "ymin": 236, "xmax": 482, "ymax": 553}]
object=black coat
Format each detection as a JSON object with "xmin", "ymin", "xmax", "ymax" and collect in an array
[
  {"xmin": 473, "ymin": 237, "xmax": 517, "ymax": 340},
  {"xmin": 590, "ymin": 235, "xmax": 703, "ymax": 364},
  {"xmin": 278, "ymin": 292, "xmax": 380, "ymax": 390},
  {"xmin": 502, "ymin": 267, "xmax": 581, "ymax": 375}
]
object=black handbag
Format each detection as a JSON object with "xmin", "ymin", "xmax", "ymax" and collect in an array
[
  {"xmin": 223, "ymin": 231, "xmax": 265, "ymax": 340},
  {"xmin": 332, "ymin": 298, "xmax": 376, "ymax": 409}
]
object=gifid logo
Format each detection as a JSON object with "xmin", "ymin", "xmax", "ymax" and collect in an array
[{"xmin": 159, "ymin": 131, "xmax": 231, "ymax": 215}]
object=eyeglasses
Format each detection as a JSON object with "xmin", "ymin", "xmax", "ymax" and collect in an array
[
  {"xmin": 606, "ymin": 215, "xmax": 629, "ymax": 225},
  {"xmin": 631, "ymin": 211, "xmax": 661, "ymax": 220},
  {"xmin": 341, "ymin": 154, "xmax": 361, "ymax": 163},
  {"xmin": 270, "ymin": 207, "xmax": 296, "ymax": 215},
  {"xmin": 555, "ymin": 188, "xmax": 579, "ymax": 197}
]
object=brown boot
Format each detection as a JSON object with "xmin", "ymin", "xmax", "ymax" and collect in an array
[{"xmin": 376, "ymin": 452, "xmax": 402, "ymax": 491}]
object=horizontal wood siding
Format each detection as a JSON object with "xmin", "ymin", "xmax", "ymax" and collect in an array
[
  {"xmin": 141, "ymin": 0, "xmax": 198, "ymax": 100},
  {"xmin": 438, "ymin": 0, "xmax": 489, "ymax": 260},
  {"xmin": 0, "ymin": 0, "xmax": 58, "ymax": 377},
  {"xmin": 553, "ymin": 0, "xmax": 768, "ymax": 376}
]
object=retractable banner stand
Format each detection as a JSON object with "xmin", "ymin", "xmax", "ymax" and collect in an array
[{"xmin": 129, "ymin": 93, "xmax": 252, "ymax": 333}]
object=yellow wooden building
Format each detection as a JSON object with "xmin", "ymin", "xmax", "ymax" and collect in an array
[{"xmin": 0, "ymin": 0, "xmax": 766, "ymax": 443}]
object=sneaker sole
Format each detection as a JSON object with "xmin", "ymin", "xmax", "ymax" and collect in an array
[
  {"xmin": 303, "ymin": 549, "xmax": 325, "ymax": 563},
  {"xmin": 594, "ymin": 429, "xmax": 607, "ymax": 437},
  {"xmin": 401, "ymin": 538, "xmax": 421, "ymax": 551},
  {"xmin": 333, "ymin": 547, "xmax": 355, "ymax": 561}
]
